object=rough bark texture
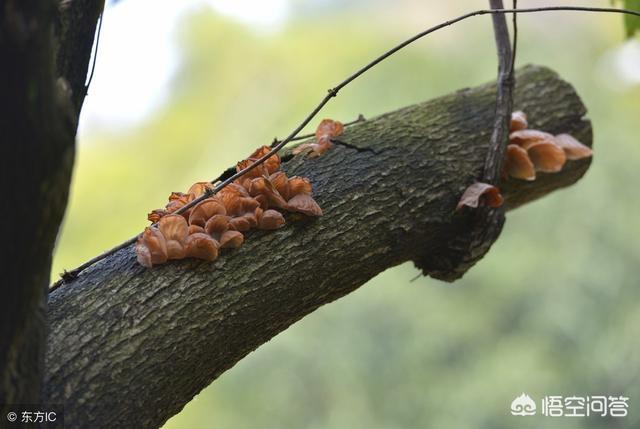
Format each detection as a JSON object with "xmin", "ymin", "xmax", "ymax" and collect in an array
[
  {"xmin": 0, "ymin": 0, "xmax": 74, "ymax": 409},
  {"xmin": 45, "ymin": 65, "xmax": 592, "ymax": 428},
  {"xmin": 0, "ymin": 0, "xmax": 102, "ymax": 413}
]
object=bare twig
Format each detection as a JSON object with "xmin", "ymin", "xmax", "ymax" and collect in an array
[
  {"xmin": 270, "ymin": 114, "xmax": 366, "ymax": 147},
  {"xmin": 51, "ymin": 5, "xmax": 640, "ymax": 291},
  {"xmin": 482, "ymin": 0, "xmax": 515, "ymax": 184},
  {"xmin": 84, "ymin": 11, "xmax": 103, "ymax": 95},
  {"xmin": 510, "ymin": 1, "xmax": 518, "ymax": 76}
]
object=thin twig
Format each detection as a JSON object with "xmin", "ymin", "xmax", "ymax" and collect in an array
[
  {"xmin": 510, "ymin": 1, "xmax": 518, "ymax": 76},
  {"xmin": 84, "ymin": 11, "xmax": 103, "ymax": 94},
  {"xmin": 51, "ymin": 6, "xmax": 640, "ymax": 292},
  {"xmin": 270, "ymin": 114, "xmax": 366, "ymax": 147}
]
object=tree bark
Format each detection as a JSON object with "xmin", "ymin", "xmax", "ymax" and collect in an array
[
  {"xmin": 0, "ymin": 0, "xmax": 72, "ymax": 409},
  {"xmin": 45, "ymin": 65, "xmax": 592, "ymax": 428},
  {"xmin": 0, "ymin": 0, "xmax": 102, "ymax": 412}
]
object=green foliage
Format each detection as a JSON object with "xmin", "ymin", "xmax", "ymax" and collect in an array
[
  {"xmin": 615, "ymin": 0, "xmax": 640, "ymax": 37},
  {"xmin": 54, "ymin": 2, "xmax": 640, "ymax": 428},
  {"xmin": 624, "ymin": 0, "xmax": 640, "ymax": 37}
]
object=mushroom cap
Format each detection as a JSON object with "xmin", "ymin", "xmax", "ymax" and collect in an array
[
  {"xmin": 287, "ymin": 176, "xmax": 312, "ymax": 196},
  {"xmin": 228, "ymin": 216, "xmax": 253, "ymax": 232},
  {"xmin": 136, "ymin": 227, "xmax": 168, "ymax": 267},
  {"xmin": 158, "ymin": 214, "xmax": 189, "ymax": 242},
  {"xmin": 313, "ymin": 135, "xmax": 334, "ymax": 155},
  {"xmin": 166, "ymin": 240, "xmax": 186, "ymax": 260},
  {"xmin": 184, "ymin": 233, "xmax": 219, "ymax": 261},
  {"xmin": 456, "ymin": 182, "xmax": 504, "ymax": 211},
  {"xmin": 509, "ymin": 129, "xmax": 556, "ymax": 150},
  {"xmin": 510, "ymin": 111, "xmax": 528, "ymax": 132},
  {"xmin": 286, "ymin": 193, "xmax": 323, "ymax": 217},
  {"xmin": 292, "ymin": 143, "xmax": 313, "ymax": 155},
  {"xmin": 504, "ymin": 144, "xmax": 536, "ymax": 181},
  {"xmin": 187, "ymin": 182, "xmax": 214, "ymax": 198},
  {"xmin": 248, "ymin": 177, "xmax": 288, "ymax": 210},
  {"xmin": 248, "ymin": 145, "xmax": 281, "ymax": 175},
  {"xmin": 269, "ymin": 171, "xmax": 289, "ymax": 200},
  {"xmin": 219, "ymin": 230, "xmax": 244, "ymax": 249},
  {"xmin": 135, "ymin": 242, "xmax": 153, "ymax": 268},
  {"xmin": 554, "ymin": 133, "xmax": 593, "ymax": 160},
  {"xmin": 527, "ymin": 141, "xmax": 567, "ymax": 173},
  {"xmin": 218, "ymin": 184, "xmax": 256, "ymax": 215},
  {"xmin": 188, "ymin": 198, "xmax": 227, "ymax": 226},
  {"xmin": 236, "ymin": 159, "xmax": 267, "ymax": 179},
  {"xmin": 315, "ymin": 119, "xmax": 344, "ymax": 139},
  {"xmin": 258, "ymin": 209, "xmax": 286, "ymax": 230},
  {"xmin": 188, "ymin": 225, "xmax": 205, "ymax": 235},
  {"xmin": 168, "ymin": 191, "xmax": 193, "ymax": 203},
  {"xmin": 147, "ymin": 209, "xmax": 167, "ymax": 223},
  {"xmin": 204, "ymin": 214, "xmax": 229, "ymax": 235}
]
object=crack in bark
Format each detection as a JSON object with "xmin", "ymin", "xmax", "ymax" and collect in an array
[{"xmin": 330, "ymin": 138, "xmax": 387, "ymax": 155}]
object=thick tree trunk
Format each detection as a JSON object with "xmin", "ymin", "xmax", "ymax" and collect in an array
[
  {"xmin": 0, "ymin": 0, "xmax": 102, "ymax": 412},
  {"xmin": 0, "ymin": 0, "xmax": 73, "ymax": 409},
  {"xmin": 45, "ymin": 65, "xmax": 592, "ymax": 428}
]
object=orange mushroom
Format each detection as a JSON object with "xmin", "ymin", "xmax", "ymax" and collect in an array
[
  {"xmin": 527, "ymin": 141, "xmax": 567, "ymax": 173},
  {"xmin": 510, "ymin": 111, "xmax": 528, "ymax": 132},
  {"xmin": 287, "ymin": 193, "xmax": 323, "ymax": 217},
  {"xmin": 183, "ymin": 233, "xmax": 219, "ymax": 261},
  {"xmin": 187, "ymin": 182, "xmax": 214, "ymax": 198},
  {"xmin": 248, "ymin": 176, "xmax": 288, "ymax": 210},
  {"xmin": 219, "ymin": 230, "xmax": 244, "ymax": 249},
  {"xmin": 287, "ymin": 176, "xmax": 312, "ymax": 196},
  {"xmin": 456, "ymin": 182, "xmax": 504, "ymax": 211},
  {"xmin": 203, "ymin": 214, "xmax": 244, "ymax": 249},
  {"xmin": 135, "ymin": 227, "xmax": 168, "ymax": 268},
  {"xmin": 188, "ymin": 225, "xmax": 205, "ymax": 235},
  {"xmin": 509, "ymin": 129, "xmax": 557, "ymax": 150},
  {"xmin": 315, "ymin": 118, "xmax": 344, "ymax": 139},
  {"xmin": 504, "ymin": 144, "xmax": 536, "ymax": 181},
  {"xmin": 269, "ymin": 171, "xmax": 290, "ymax": 200},
  {"xmin": 147, "ymin": 209, "xmax": 167, "ymax": 223},
  {"xmin": 188, "ymin": 198, "xmax": 227, "ymax": 227},
  {"xmin": 158, "ymin": 215, "xmax": 189, "ymax": 259},
  {"xmin": 258, "ymin": 209, "xmax": 286, "ymax": 230},
  {"xmin": 554, "ymin": 133, "xmax": 593, "ymax": 160},
  {"xmin": 248, "ymin": 145, "xmax": 281, "ymax": 175}
]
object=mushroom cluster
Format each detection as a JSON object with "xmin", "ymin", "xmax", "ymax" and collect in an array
[
  {"xmin": 456, "ymin": 110, "xmax": 592, "ymax": 212},
  {"xmin": 136, "ymin": 145, "xmax": 323, "ymax": 268},
  {"xmin": 503, "ymin": 111, "xmax": 592, "ymax": 181},
  {"xmin": 292, "ymin": 119, "xmax": 344, "ymax": 157}
]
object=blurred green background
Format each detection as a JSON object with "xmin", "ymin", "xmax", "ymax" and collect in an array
[{"xmin": 52, "ymin": 1, "xmax": 640, "ymax": 428}]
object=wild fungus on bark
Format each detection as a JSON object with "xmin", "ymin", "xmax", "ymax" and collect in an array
[
  {"xmin": 504, "ymin": 144, "xmax": 536, "ymax": 181},
  {"xmin": 292, "ymin": 118, "xmax": 344, "ymax": 158},
  {"xmin": 456, "ymin": 183, "xmax": 504, "ymax": 212},
  {"xmin": 135, "ymin": 227, "xmax": 168, "ymax": 268},
  {"xmin": 502, "ymin": 110, "xmax": 591, "ymax": 181},
  {"xmin": 136, "ymin": 120, "xmax": 329, "ymax": 268},
  {"xmin": 158, "ymin": 215, "xmax": 189, "ymax": 259}
]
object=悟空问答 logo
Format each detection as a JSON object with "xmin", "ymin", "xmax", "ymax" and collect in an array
[{"xmin": 511, "ymin": 393, "xmax": 537, "ymax": 416}]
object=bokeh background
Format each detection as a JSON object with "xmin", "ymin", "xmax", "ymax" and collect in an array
[{"xmin": 52, "ymin": 1, "xmax": 640, "ymax": 428}]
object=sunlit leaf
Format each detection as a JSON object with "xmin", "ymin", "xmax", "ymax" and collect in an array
[{"xmin": 622, "ymin": 0, "xmax": 640, "ymax": 37}]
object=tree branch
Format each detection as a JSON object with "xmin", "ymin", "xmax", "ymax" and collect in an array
[
  {"xmin": 45, "ymin": 65, "xmax": 592, "ymax": 428},
  {"xmin": 484, "ymin": 0, "xmax": 514, "ymax": 184}
]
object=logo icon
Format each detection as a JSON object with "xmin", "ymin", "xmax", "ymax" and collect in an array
[{"xmin": 511, "ymin": 393, "xmax": 537, "ymax": 416}]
